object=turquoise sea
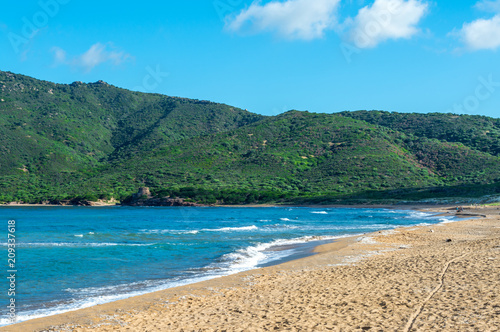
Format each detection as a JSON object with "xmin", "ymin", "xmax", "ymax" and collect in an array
[{"xmin": 0, "ymin": 206, "xmax": 456, "ymax": 326}]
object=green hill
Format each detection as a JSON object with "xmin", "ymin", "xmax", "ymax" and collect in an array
[
  {"xmin": 1, "ymin": 71, "xmax": 500, "ymax": 204},
  {"xmin": 339, "ymin": 110, "xmax": 500, "ymax": 157}
]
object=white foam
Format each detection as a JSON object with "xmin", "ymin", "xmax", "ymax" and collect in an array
[
  {"xmin": 402, "ymin": 211, "xmax": 433, "ymax": 219},
  {"xmin": 218, "ymin": 234, "xmax": 356, "ymax": 274},
  {"xmin": 0, "ymin": 208, "xmax": 461, "ymax": 327},
  {"xmin": 182, "ymin": 230, "xmax": 199, "ymax": 234},
  {"xmin": 297, "ymin": 224, "xmax": 394, "ymax": 231},
  {"xmin": 438, "ymin": 217, "xmax": 457, "ymax": 224},
  {"xmin": 263, "ymin": 224, "xmax": 298, "ymax": 230},
  {"xmin": 74, "ymin": 234, "xmax": 83, "ymax": 238},
  {"xmin": 0, "ymin": 274, "xmax": 218, "ymax": 327},
  {"xmin": 0, "ymin": 235, "xmax": 353, "ymax": 327},
  {"xmin": 143, "ymin": 226, "xmax": 259, "ymax": 234},
  {"xmin": 140, "ymin": 229, "xmax": 199, "ymax": 235},
  {"xmin": 202, "ymin": 225, "xmax": 258, "ymax": 232},
  {"xmin": 357, "ymin": 236, "xmax": 377, "ymax": 244},
  {"xmin": 402, "ymin": 211, "xmax": 461, "ymax": 226}
]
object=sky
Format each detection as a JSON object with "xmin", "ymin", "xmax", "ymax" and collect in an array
[{"xmin": 1, "ymin": 0, "xmax": 500, "ymax": 117}]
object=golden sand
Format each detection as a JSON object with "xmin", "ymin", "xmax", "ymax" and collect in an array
[{"xmin": 3, "ymin": 206, "xmax": 500, "ymax": 332}]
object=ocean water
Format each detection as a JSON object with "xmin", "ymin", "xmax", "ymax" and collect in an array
[{"xmin": 0, "ymin": 206, "xmax": 455, "ymax": 326}]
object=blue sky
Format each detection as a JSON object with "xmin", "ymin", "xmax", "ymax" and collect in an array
[{"xmin": 1, "ymin": 0, "xmax": 500, "ymax": 117}]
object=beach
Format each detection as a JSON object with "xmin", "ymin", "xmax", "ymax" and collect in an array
[{"xmin": 3, "ymin": 205, "xmax": 499, "ymax": 332}]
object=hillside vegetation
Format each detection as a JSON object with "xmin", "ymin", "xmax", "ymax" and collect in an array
[{"xmin": 1, "ymin": 71, "xmax": 499, "ymax": 204}]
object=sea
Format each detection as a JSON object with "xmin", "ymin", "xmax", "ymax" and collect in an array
[{"xmin": 0, "ymin": 206, "xmax": 457, "ymax": 326}]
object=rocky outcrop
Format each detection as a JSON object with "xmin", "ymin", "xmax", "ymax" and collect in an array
[
  {"xmin": 122, "ymin": 187, "xmax": 202, "ymax": 207},
  {"xmin": 94, "ymin": 80, "xmax": 109, "ymax": 86},
  {"xmin": 136, "ymin": 187, "xmax": 152, "ymax": 198},
  {"xmin": 125, "ymin": 197, "xmax": 201, "ymax": 207}
]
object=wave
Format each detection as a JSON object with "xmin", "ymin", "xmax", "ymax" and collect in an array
[
  {"xmin": 169, "ymin": 230, "xmax": 199, "ymax": 235},
  {"xmin": 438, "ymin": 216, "xmax": 458, "ymax": 224},
  {"xmin": 181, "ymin": 230, "xmax": 199, "ymax": 234},
  {"xmin": 140, "ymin": 226, "xmax": 258, "ymax": 234},
  {"xmin": 0, "ymin": 207, "xmax": 459, "ymax": 328},
  {"xmin": 0, "ymin": 274, "xmax": 216, "ymax": 327},
  {"xmin": 263, "ymin": 224, "xmax": 298, "ymax": 230},
  {"xmin": 403, "ymin": 211, "xmax": 436, "ymax": 219},
  {"xmin": 403, "ymin": 211, "xmax": 460, "ymax": 224},
  {"xmin": 202, "ymin": 225, "xmax": 258, "ymax": 232},
  {"xmin": 0, "ymin": 234, "xmax": 349, "ymax": 327},
  {"xmin": 140, "ymin": 229, "xmax": 199, "ymax": 235},
  {"xmin": 69, "ymin": 232, "xmax": 96, "ymax": 238},
  {"xmin": 216, "ymin": 234, "xmax": 355, "ymax": 274},
  {"xmin": 297, "ymin": 224, "xmax": 395, "ymax": 231}
]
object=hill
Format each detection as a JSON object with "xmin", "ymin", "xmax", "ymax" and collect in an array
[
  {"xmin": 1, "ymin": 71, "xmax": 500, "ymax": 204},
  {"xmin": 339, "ymin": 110, "xmax": 500, "ymax": 157}
]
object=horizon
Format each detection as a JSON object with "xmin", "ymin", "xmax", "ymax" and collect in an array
[{"xmin": 1, "ymin": 0, "xmax": 500, "ymax": 117}]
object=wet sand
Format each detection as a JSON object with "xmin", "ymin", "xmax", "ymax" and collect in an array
[{"xmin": 3, "ymin": 205, "xmax": 500, "ymax": 331}]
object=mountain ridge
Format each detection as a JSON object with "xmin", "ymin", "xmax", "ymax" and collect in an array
[{"xmin": 1, "ymin": 70, "xmax": 500, "ymax": 204}]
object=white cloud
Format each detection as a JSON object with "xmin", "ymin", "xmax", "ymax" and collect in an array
[
  {"xmin": 347, "ymin": 0, "xmax": 429, "ymax": 48},
  {"xmin": 51, "ymin": 43, "xmax": 132, "ymax": 72},
  {"xmin": 475, "ymin": 0, "xmax": 500, "ymax": 13},
  {"xmin": 453, "ymin": 0, "xmax": 500, "ymax": 51},
  {"xmin": 51, "ymin": 46, "xmax": 67, "ymax": 64},
  {"xmin": 225, "ymin": 0, "xmax": 341, "ymax": 40},
  {"xmin": 458, "ymin": 14, "xmax": 500, "ymax": 50}
]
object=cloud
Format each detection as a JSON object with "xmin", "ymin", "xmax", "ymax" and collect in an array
[
  {"xmin": 475, "ymin": 0, "xmax": 500, "ymax": 13},
  {"xmin": 51, "ymin": 46, "xmax": 67, "ymax": 64},
  {"xmin": 225, "ymin": 0, "xmax": 341, "ymax": 40},
  {"xmin": 452, "ymin": 0, "xmax": 500, "ymax": 51},
  {"xmin": 347, "ymin": 0, "xmax": 429, "ymax": 48},
  {"xmin": 457, "ymin": 15, "xmax": 500, "ymax": 50},
  {"xmin": 51, "ymin": 43, "xmax": 132, "ymax": 72}
]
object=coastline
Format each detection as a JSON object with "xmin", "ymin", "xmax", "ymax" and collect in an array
[
  {"xmin": 3, "ymin": 205, "xmax": 499, "ymax": 331},
  {"xmin": 0, "ymin": 202, "xmax": 489, "ymax": 209}
]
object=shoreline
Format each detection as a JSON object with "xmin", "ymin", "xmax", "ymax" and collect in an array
[
  {"xmin": 0, "ymin": 202, "xmax": 489, "ymax": 209},
  {"xmin": 2, "ymin": 232, "xmax": 362, "ymax": 332},
  {"xmin": 3, "ymin": 205, "xmax": 499, "ymax": 331}
]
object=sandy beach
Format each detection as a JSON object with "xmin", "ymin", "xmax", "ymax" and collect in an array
[{"xmin": 3, "ymin": 205, "xmax": 499, "ymax": 332}]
